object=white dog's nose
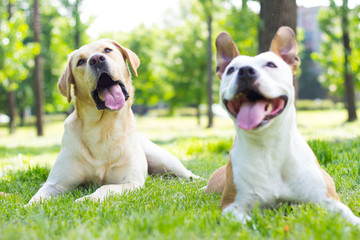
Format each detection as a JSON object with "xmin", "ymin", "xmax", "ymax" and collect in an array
[{"xmin": 238, "ymin": 66, "xmax": 258, "ymax": 81}]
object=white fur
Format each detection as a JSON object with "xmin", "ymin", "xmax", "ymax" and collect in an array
[{"xmin": 220, "ymin": 51, "xmax": 360, "ymax": 227}]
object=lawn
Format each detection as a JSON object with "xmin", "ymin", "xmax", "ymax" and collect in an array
[{"xmin": 1, "ymin": 110, "xmax": 360, "ymax": 239}]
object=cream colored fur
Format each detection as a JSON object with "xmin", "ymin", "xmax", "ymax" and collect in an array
[{"xmin": 28, "ymin": 39, "xmax": 197, "ymax": 204}]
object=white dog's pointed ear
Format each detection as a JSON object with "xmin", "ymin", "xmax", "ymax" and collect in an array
[
  {"xmin": 270, "ymin": 26, "xmax": 300, "ymax": 73},
  {"xmin": 58, "ymin": 54, "xmax": 74, "ymax": 103},
  {"xmin": 215, "ymin": 32, "xmax": 240, "ymax": 80},
  {"xmin": 111, "ymin": 40, "xmax": 140, "ymax": 77}
]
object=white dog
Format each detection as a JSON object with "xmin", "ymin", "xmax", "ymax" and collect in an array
[
  {"xmin": 206, "ymin": 26, "xmax": 360, "ymax": 227},
  {"xmin": 28, "ymin": 39, "xmax": 197, "ymax": 204}
]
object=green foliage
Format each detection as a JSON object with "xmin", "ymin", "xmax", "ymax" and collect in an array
[
  {"xmin": 312, "ymin": 2, "xmax": 360, "ymax": 97},
  {"xmin": 0, "ymin": 6, "xmax": 39, "ymax": 91},
  {"xmin": 216, "ymin": 2, "xmax": 259, "ymax": 56},
  {"xmin": 129, "ymin": 25, "xmax": 175, "ymax": 106}
]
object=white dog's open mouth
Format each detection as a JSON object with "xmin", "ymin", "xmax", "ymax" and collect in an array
[
  {"xmin": 224, "ymin": 89, "xmax": 287, "ymax": 130},
  {"xmin": 91, "ymin": 73, "xmax": 129, "ymax": 111}
]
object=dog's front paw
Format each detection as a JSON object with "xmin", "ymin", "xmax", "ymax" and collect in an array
[
  {"xmin": 223, "ymin": 204, "xmax": 252, "ymax": 224},
  {"xmin": 75, "ymin": 191, "xmax": 108, "ymax": 203},
  {"xmin": 75, "ymin": 194, "xmax": 100, "ymax": 203}
]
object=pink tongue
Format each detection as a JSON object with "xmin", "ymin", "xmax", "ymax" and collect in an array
[
  {"xmin": 236, "ymin": 100, "xmax": 268, "ymax": 130},
  {"xmin": 99, "ymin": 84, "xmax": 125, "ymax": 111}
]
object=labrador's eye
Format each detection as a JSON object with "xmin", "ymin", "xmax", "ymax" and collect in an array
[
  {"xmin": 266, "ymin": 62, "xmax": 277, "ymax": 68},
  {"xmin": 227, "ymin": 67, "xmax": 235, "ymax": 75},
  {"xmin": 105, "ymin": 48, "xmax": 112, "ymax": 53},
  {"xmin": 77, "ymin": 59, "xmax": 85, "ymax": 66}
]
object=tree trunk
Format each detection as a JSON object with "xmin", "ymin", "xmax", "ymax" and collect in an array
[
  {"xmin": 195, "ymin": 104, "xmax": 201, "ymax": 126},
  {"xmin": 20, "ymin": 108, "xmax": 25, "ymax": 126},
  {"xmin": 7, "ymin": 91, "xmax": 16, "ymax": 133},
  {"xmin": 33, "ymin": 0, "xmax": 45, "ymax": 136},
  {"xmin": 206, "ymin": 15, "xmax": 213, "ymax": 128},
  {"xmin": 7, "ymin": 2, "xmax": 16, "ymax": 134},
  {"xmin": 258, "ymin": 0, "xmax": 297, "ymax": 53},
  {"xmin": 341, "ymin": 0, "xmax": 357, "ymax": 122},
  {"xmin": 242, "ymin": 0, "xmax": 247, "ymax": 10},
  {"xmin": 259, "ymin": 0, "xmax": 297, "ymax": 100}
]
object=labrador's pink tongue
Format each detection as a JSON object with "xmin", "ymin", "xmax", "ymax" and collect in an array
[
  {"xmin": 99, "ymin": 84, "xmax": 125, "ymax": 110},
  {"xmin": 236, "ymin": 100, "xmax": 268, "ymax": 130}
]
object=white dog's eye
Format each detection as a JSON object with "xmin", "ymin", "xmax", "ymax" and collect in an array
[
  {"xmin": 227, "ymin": 67, "xmax": 235, "ymax": 75},
  {"xmin": 105, "ymin": 48, "xmax": 112, "ymax": 53},
  {"xmin": 77, "ymin": 59, "xmax": 85, "ymax": 66},
  {"xmin": 266, "ymin": 62, "xmax": 277, "ymax": 68}
]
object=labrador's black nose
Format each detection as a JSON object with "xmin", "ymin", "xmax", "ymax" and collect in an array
[{"xmin": 89, "ymin": 54, "xmax": 106, "ymax": 68}]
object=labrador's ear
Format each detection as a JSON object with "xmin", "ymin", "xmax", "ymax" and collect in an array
[
  {"xmin": 58, "ymin": 54, "xmax": 74, "ymax": 103},
  {"xmin": 111, "ymin": 40, "xmax": 140, "ymax": 77},
  {"xmin": 215, "ymin": 32, "xmax": 240, "ymax": 80},
  {"xmin": 270, "ymin": 26, "xmax": 300, "ymax": 73}
]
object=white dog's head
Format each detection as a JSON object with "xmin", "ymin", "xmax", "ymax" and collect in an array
[{"xmin": 216, "ymin": 26, "xmax": 300, "ymax": 131}]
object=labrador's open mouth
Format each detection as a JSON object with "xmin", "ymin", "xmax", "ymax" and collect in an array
[
  {"xmin": 91, "ymin": 73, "xmax": 129, "ymax": 111},
  {"xmin": 224, "ymin": 88, "xmax": 287, "ymax": 130}
]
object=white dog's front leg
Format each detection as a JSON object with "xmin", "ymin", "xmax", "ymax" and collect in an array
[
  {"xmin": 324, "ymin": 198, "xmax": 360, "ymax": 227},
  {"xmin": 75, "ymin": 182, "xmax": 141, "ymax": 202},
  {"xmin": 223, "ymin": 203, "xmax": 253, "ymax": 224},
  {"xmin": 27, "ymin": 183, "xmax": 67, "ymax": 205}
]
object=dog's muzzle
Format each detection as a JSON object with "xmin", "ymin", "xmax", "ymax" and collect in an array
[
  {"xmin": 224, "ymin": 87, "xmax": 287, "ymax": 131},
  {"xmin": 91, "ymin": 73, "xmax": 129, "ymax": 111}
]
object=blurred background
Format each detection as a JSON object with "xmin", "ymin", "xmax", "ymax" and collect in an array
[{"xmin": 0, "ymin": 0, "xmax": 359, "ymax": 136}]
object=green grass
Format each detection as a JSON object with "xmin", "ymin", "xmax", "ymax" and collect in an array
[{"xmin": 1, "ymin": 110, "xmax": 360, "ymax": 239}]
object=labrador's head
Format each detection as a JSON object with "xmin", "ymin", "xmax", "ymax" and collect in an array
[{"xmin": 58, "ymin": 39, "xmax": 140, "ymax": 111}]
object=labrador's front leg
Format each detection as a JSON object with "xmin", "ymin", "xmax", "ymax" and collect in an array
[
  {"xmin": 27, "ymin": 151, "xmax": 85, "ymax": 205},
  {"xmin": 27, "ymin": 183, "xmax": 67, "ymax": 205},
  {"xmin": 75, "ymin": 182, "xmax": 141, "ymax": 202}
]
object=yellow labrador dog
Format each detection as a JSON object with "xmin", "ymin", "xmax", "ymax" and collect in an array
[{"xmin": 28, "ymin": 39, "xmax": 197, "ymax": 204}]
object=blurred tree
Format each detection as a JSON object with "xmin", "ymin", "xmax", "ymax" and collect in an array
[
  {"xmin": 0, "ymin": 0, "xmax": 39, "ymax": 132},
  {"xmin": 124, "ymin": 25, "xmax": 174, "ymax": 110},
  {"xmin": 312, "ymin": 1, "xmax": 359, "ymax": 122},
  {"xmin": 164, "ymin": 18, "xmax": 207, "ymax": 124},
  {"xmin": 59, "ymin": 0, "xmax": 88, "ymax": 49},
  {"xmin": 258, "ymin": 0, "xmax": 297, "ymax": 53},
  {"xmin": 199, "ymin": 0, "xmax": 215, "ymax": 128},
  {"xmin": 297, "ymin": 48, "xmax": 327, "ymax": 99},
  {"xmin": 341, "ymin": 0, "xmax": 356, "ymax": 121},
  {"xmin": 217, "ymin": 0, "xmax": 258, "ymax": 56},
  {"xmin": 33, "ymin": 0, "xmax": 44, "ymax": 136},
  {"xmin": 7, "ymin": 2, "xmax": 16, "ymax": 133}
]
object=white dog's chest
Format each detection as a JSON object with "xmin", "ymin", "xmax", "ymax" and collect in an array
[{"xmin": 230, "ymin": 139, "xmax": 328, "ymax": 208}]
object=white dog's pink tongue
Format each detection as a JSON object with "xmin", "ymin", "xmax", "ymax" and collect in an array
[
  {"xmin": 236, "ymin": 101, "xmax": 268, "ymax": 130},
  {"xmin": 99, "ymin": 84, "xmax": 125, "ymax": 111}
]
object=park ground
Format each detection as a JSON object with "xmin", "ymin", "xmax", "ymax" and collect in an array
[{"xmin": 1, "ymin": 109, "xmax": 360, "ymax": 239}]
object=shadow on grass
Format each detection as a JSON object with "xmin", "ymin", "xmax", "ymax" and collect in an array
[{"xmin": 0, "ymin": 145, "xmax": 61, "ymax": 158}]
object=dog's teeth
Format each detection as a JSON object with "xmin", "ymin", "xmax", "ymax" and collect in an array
[
  {"xmin": 236, "ymin": 93, "xmax": 244, "ymax": 99},
  {"xmin": 266, "ymin": 103, "xmax": 273, "ymax": 114}
]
